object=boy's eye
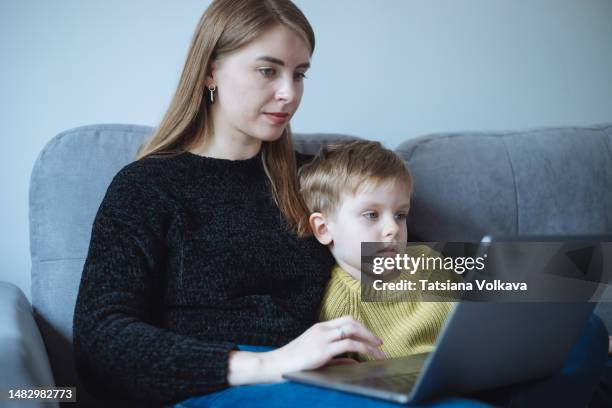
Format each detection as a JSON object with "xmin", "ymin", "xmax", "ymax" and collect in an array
[
  {"xmin": 258, "ymin": 68, "xmax": 276, "ymax": 78},
  {"xmin": 363, "ymin": 212, "xmax": 378, "ymax": 220}
]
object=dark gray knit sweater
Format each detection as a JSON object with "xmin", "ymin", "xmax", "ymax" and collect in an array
[{"xmin": 73, "ymin": 150, "xmax": 335, "ymax": 406}]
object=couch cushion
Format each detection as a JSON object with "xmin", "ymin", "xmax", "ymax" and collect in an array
[
  {"xmin": 30, "ymin": 124, "xmax": 153, "ymax": 407},
  {"xmin": 0, "ymin": 282, "xmax": 57, "ymax": 408},
  {"xmin": 396, "ymin": 123, "xmax": 612, "ymax": 241}
]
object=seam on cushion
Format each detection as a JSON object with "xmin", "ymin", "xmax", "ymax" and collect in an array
[
  {"xmin": 294, "ymin": 134, "xmax": 361, "ymax": 149},
  {"xmin": 599, "ymin": 126, "xmax": 612, "ymax": 232},
  {"xmin": 397, "ymin": 133, "xmax": 513, "ymax": 162},
  {"xmin": 600, "ymin": 126, "xmax": 612, "ymax": 164},
  {"xmin": 54, "ymin": 123, "xmax": 153, "ymax": 138},
  {"xmin": 29, "ymin": 147, "xmax": 43, "ymax": 264},
  {"xmin": 501, "ymin": 136, "xmax": 520, "ymax": 235},
  {"xmin": 397, "ymin": 134, "xmax": 447, "ymax": 160},
  {"xmin": 38, "ymin": 257, "xmax": 86, "ymax": 264},
  {"xmin": 396, "ymin": 134, "xmax": 454, "ymax": 161}
]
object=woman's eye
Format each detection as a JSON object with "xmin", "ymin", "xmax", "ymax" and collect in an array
[
  {"xmin": 395, "ymin": 213, "xmax": 408, "ymax": 220},
  {"xmin": 258, "ymin": 68, "xmax": 276, "ymax": 78},
  {"xmin": 294, "ymin": 72, "xmax": 307, "ymax": 81},
  {"xmin": 363, "ymin": 212, "xmax": 378, "ymax": 220}
]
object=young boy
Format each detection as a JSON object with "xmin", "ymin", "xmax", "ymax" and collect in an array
[{"xmin": 298, "ymin": 140, "xmax": 455, "ymax": 361}]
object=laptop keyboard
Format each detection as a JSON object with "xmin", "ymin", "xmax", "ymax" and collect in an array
[{"xmin": 347, "ymin": 372, "xmax": 420, "ymax": 392}]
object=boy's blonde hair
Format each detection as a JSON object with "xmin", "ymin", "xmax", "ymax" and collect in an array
[{"xmin": 298, "ymin": 140, "xmax": 413, "ymax": 236}]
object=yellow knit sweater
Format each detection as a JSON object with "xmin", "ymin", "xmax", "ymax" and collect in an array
[{"xmin": 319, "ymin": 247, "xmax": 455, "ymax": 361}]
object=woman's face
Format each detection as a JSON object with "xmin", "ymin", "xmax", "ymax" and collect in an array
[{"xmin": 208, "ymin": 24, "xmax": 311, "ymax": 145}]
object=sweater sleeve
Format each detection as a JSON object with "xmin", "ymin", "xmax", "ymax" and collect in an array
[
  {"xmin": 318, "ymin": 268, "xmax": 354, "ymax": 322},
  {"xmin": 73, "ymin": 163, "xmax": 236, "ymax": 405}
]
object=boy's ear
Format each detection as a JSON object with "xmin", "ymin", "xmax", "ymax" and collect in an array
[{"xmin": 309, "ymin": 212, "xmax": 333, "ymax": 246}]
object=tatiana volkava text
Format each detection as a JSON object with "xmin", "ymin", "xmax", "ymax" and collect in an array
[{"xmin": 372, "ymin": 279, "xmax": 528, "ymax": 291}]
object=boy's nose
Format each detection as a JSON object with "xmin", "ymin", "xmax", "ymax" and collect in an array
[{"xmin": 382, "ymin": 219, "xmax": 400, "ymax": 240}]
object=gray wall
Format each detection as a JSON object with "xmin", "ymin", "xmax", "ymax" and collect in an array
[{"xmin": 1, "ymin": 0, "xmax": 611, "ymax": 302}]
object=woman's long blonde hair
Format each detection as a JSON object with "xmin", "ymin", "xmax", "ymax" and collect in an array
[{"xmin": 136, "ymin": 0, "xmax": 315, "ymax": 235}]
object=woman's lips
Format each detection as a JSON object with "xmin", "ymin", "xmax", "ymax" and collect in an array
[{"xmin": 264, "ymin": 112, "xmax": 290, "ymax": 125}]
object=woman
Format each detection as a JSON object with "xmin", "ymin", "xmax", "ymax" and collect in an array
[
  {"xmin": 73, "ymin": 0, "xmax": 393, "ymax": 406},
  {"xmin": 73, "ymin": 1, "xmax": 607, "ymax": 407}
]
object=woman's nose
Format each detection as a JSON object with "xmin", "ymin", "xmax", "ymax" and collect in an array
[{"xmin": 276, "ymin": 76, "xmax": 297, "ymax": 103}]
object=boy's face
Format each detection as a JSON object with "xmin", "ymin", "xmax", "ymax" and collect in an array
[{"xmin": 311, "ymin": 180, "xmax": 411, "ymax": 280}]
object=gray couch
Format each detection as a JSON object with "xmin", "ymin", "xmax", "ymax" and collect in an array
[{"xmin": 1, "ymin": 123, "xmax": 611, "ymax": 407}]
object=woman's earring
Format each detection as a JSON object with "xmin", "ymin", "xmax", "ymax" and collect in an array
[{"xmin": 208, "ymin": 85, "xmax": 217, "ymax": 104}]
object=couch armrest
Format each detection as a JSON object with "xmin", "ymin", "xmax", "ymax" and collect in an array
[{"xmin": 0, "ymin": 281, "xmax": 58, "ymax": 408}]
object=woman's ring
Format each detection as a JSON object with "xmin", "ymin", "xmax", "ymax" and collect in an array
[{"xmin": 338, "ymin": 326, "xmax": 346, "ymax": 340}]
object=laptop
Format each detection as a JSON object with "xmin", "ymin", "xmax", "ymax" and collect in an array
[{"xmin": 283, "ymin": 235, "xmax": 610, "ymax": 404}]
